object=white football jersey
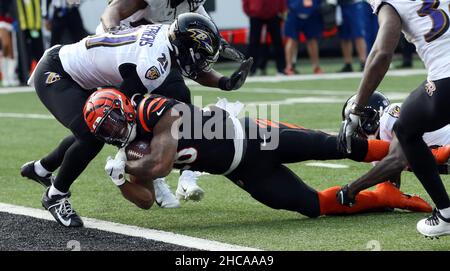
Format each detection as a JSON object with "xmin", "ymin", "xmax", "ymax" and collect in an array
[
  {"xmin": 60, "ymin": 24, "xmax": 172, "ymax": 92},
  {"xmin": 96, "ymin": 0, "xmax": 208, "ymax": 34},
  {"xmin": 380, "ymin": 103, "xmax": 450, "ymax": 146},
  {"xmin": 370, "ymin": 0, "xmax": 450, "ymax": 80}
]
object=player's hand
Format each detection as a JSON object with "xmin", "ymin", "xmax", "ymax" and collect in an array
[
  {"xmin": 104, "ymin": 24, "xmax": 130, "ymax": 34},
  {"xmin": 336, "ymin": 184, "xmax": 356, "ymax": 207},
  {"xmin": 219, "ymin": 57, "xmax": 253, "ymax": 91},
  {"xmin": 105, "ymin": 156, "xmax": 126, "ymax": 186},
  {"xmin": 338, "ymin": 103, "xmax": 363, "ymax": 153},
  {"xmin": 219, "ymin": 38, "xmax": 246, "ymax": 62}
]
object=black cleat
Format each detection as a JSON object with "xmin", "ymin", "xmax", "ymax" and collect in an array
[
  {"xmin": 337, "ymin": 184, "xmax": 356, "ymax": 207},
  {"xmin": 20, "ymin": 161, "xmax": 53, "ymax": 187},
  {"xmin": 42, "ymin": 188, "xmax": 84, "ymax": 228}
]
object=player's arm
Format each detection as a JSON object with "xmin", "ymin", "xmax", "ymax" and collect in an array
[
  {"xmin": 194, "ymin": 57, "xmax": 253, "ymax": 91},
  {"xmin": 100, "ymin": 0, "xmax": 147, "ymax": 32},
  {"xmin": 118, "ymin": 176, "xmax": 155, "ymax": 209},
  {"xmin": 353, "ymin": 5, "xmax": 402, "ymax": 107},
  {"xmin": 119, "ymin": 63, "xmax": 148, "ymax": 97},
  {"xmin": 339, "ymin": 4, "xmax": 402, "ymax": 153},
  {"xmin": 125, "ymin": 109, "xmax": 180, "ymax": 180},
  {"xmin": 340, "ymin": 135, "xmax": 408, "ymax": 205}
]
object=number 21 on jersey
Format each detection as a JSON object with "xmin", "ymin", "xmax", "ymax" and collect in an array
[{"xmin": 418, "ymin": 0, "xmax": 450, "ymax": 42}]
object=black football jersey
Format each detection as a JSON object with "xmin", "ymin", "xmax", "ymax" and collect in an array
[{"xmin": 135, "ymin": 95, "xmax": 236, "ymax": 174}]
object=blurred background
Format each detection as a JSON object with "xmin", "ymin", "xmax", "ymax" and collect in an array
[{"xmin": 0, "ymin": 0, "xmax": 417, "ymax": 86}]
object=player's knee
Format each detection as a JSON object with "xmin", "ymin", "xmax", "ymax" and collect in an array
[{"xmin": 393, "ymin": 121, "xmax": 418, "ymax": 143}]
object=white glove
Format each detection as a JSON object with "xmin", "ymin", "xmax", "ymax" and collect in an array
[
  {"xmin": 105, "ymin": 153, "xmax": 126, "ymax": 186},
  {"xmin": 115, "ymin": 147, "xmax": 127, "ymax": 162},
  {"xmin": 339, "ymin": 113, "xmax": 361, "ymax": 153}
]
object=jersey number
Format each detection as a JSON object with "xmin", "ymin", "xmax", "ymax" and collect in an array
[
  {"xmin": 85, "ymin": 31, "xmax": 138, "ymax": 49},
  {"xmin": 417, "ymin": 0, "xmax": 450, "ymax": 43}
]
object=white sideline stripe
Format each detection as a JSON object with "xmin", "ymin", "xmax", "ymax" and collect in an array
[
  {"xmin": 305, "ymin": 162, "xmax": 349, "ymax": 169},
  {"xmin": 0, "ymin": 112, "xmax": 54, "ymax": 119},
  {"xmin": 0, "ymin": 202, "xmax": 260, "ymax": 251},
  {"xmin": 0, "ymin": 86, "xmax": 34, "ymax": 94},
  {"xmin": 0, "ymin": 69, "xmax": 427, "ymax": 95},
  {"xmin": 186, "ymin": 69, "xmax": 427, "ymax": 85}
]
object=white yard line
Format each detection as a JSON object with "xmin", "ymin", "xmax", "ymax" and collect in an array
[
  {"xmin": 186, "ymin": 69, "xmax": 427, "ymax": 85},
  {"xmin": 0, "ymin": 112, "xmax": 54, "ymax": 119},
  {"xmin": 0, "ymin": 202, "xmax": 261, "ymax": 251},
  {"xmin": 305, "ymin": 162, "xmax": 349, "ymax": 169}
]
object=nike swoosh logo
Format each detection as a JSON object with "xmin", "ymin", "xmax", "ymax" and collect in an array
[
  {"xmin": 156, "ymin": 106, "xmax": 166, "ymax": 116},
  {"xmin": 56, "ymin": 211, "xmax": 71, "ymax": 227}
]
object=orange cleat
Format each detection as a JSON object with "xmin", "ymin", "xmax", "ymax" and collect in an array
[{"xmin": 375, "ymin": 182, "xmax": 432, "ymax": 213}]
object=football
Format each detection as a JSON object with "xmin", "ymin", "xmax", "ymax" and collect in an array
[{"xmin": 125, "ymin": 139, "xmax": 152, "ymax": 161}]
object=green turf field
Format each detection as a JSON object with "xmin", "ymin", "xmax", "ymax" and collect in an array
[{"xmin": 1, "ymin": 63, "xmax": 449, "ymax": 251}]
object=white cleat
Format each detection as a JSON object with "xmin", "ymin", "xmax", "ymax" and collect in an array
[
  {"xmin": 153, "ymin": 178, "xmax": 180, "ymax": 208},
  {"xmin": 176, "ymin": 171, "xmax": 204, "ymax": 202},
  {"xmin": 417, "ymin": 209, "xmax": 450, "ymax": 238}
]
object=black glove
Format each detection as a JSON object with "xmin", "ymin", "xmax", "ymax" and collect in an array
[
  {"xmin": 219, "ymin": 57, "xmax": 253, "ymax": 91},
  {"xmin": 336, "ymin": 184, "xmax": 356, "ymax": 207},
  {"xmin": 220, "ymin": 38, "xmax": 246, "ymax": 63}
]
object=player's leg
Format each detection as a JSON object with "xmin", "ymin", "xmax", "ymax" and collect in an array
[
  {"xmin": 228, "ymin": 164, "xmax": 430, "ymax": 218},
  {"xmin": 393, "ymin": 79, "xmax": 450, "ymax": 236},
  {"xmin": 21, "ymin": 135, "xmax": 76, "ymax": 187},
  {"xmin": 228, "ymin": 164, "xmax": 322, "ymax": 218},
  {"xmin": 29, "ymin": 48, "xmax": 103, "ymax": 227},
  {"xmin": 319, "ymin": 182, "xmax": 431, "ymax": 215},
  {"xmin": 304, "ymin": 10, "xmax": 323, "ymax": 73},
  {"xmin": 275, "ymin": 125, "xmax": 389, "ymax": 163},
  {"xmin": 248, "ymin": 17, "xmax": 263, "ymax": 75},
  {"xmin": 283, "ymin": 12, "xmax": 300, "ymax": 75},
  {"xmin": 266, "ymin": 16, "xmax": 285, "ymax": 74}
]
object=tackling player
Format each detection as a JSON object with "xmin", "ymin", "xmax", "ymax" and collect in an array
[
  {"xmin": 97, "ymin": 0, "xmax": 248, "ymax": 205},
  {"xmin": 20, "ymin": 13, "xmax": 252, "ymax": 227},
  {"xmin": 83, "ymin": 89, "xmax": 432, "ymax": 218},
  {"xmin": 339, "ymin": 0, "xmax": 450, "ymax": 237},
  {"xmin": 337, "ymin": 92, "xmax": 450, "ymax": 208}
]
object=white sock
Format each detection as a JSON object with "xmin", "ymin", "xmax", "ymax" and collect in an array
[
  {"xmin": 34, "ymin": 160, "xmax": 51, "ymax": 177},
  {"xmin": 439, "ymin": 207, "xmax": 450, "ymax": 220},
  {"xmin": 48, "ymin": 185, "xmax": 68, "ymax": 198}
]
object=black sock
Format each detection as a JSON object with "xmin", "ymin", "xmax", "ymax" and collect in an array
[
  {"xmin": 40, "ymin": 135, "xmax": 77, "ymax": 172},
  {"xmin": 52, "ymin": 138, "xmax": 104, "ymax": 193}
]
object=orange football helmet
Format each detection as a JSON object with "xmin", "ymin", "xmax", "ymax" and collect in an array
[{"xmin": 83, "ymin": 88, "xmax": 136, "ymax": 147}]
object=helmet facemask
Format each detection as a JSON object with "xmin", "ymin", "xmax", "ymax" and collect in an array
[
  {"xmin": 93, "ymin": 100, "xmax": 136, "ymax": 148},
  {"xmin": 357, "ymin": 106, "xmax": 382, "ymax": 138}
]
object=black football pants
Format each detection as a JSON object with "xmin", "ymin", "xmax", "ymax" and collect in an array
[
  {"xmin": 394, "ymin": 78, "xmax": 450, "ymax": 209},
  {"xmin": 227, "ymin": 119, "xmax": 370, "ymax": 218},
  {"xmin": 32, "ymin": 46, "xmax": 104, "ymax": 193}
]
